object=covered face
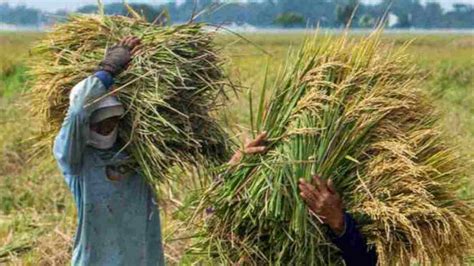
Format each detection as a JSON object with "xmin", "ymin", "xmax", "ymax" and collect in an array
[{"xmin": 88, "ymin": 96, "xmax": 125, "ymax": 150}]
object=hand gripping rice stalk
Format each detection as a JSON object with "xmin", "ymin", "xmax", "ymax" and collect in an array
[
  {"xmin": 194, "ymin": 31, "xmax": 474, "ymax": 265},
  {"xmin": 29, "ymin": 14, "xmax": 232, "ymax": 183}
]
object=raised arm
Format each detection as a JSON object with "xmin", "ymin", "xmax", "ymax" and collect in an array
[
  {"xmin": 53, "ymin": 74, "xmax": 112, "ymax": 175},
  {"xmin": 53, "ymin": 36, "xmax": 141, "ymax": 175}
]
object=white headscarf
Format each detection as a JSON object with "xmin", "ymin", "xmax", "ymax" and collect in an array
[{"xmin": 87, "ymin": 96, "xmax": 125, "ymax": 150}]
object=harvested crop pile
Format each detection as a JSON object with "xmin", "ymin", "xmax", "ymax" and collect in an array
[
  {"xmin": 195, "ymin": 32, "xmax": 474, "ymax": 265},
  {"xmin": 29, "ymin": 13, "xmax": 230, "ymax": 182}
]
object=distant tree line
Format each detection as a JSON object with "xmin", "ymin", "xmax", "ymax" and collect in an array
[
  {"xmin": 0, "ymin": 3, "xmax": 43, "ymax": 25},
  {"xmin": 0, "ymin": 0, "xmax": 473, "ymax": 29}
]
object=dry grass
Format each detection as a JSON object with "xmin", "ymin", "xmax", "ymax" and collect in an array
[{"xmin": 0, "ymin": 33, "xmax": 40, "ymax": 98}]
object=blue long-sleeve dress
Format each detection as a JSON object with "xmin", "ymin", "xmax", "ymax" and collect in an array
[{"xmin": 53, "ymin": 71, "xmax": 165, "ymax": 266}]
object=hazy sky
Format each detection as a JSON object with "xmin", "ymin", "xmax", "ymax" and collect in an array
[{"xmin": 1, "ymin": 0, "xmax": 471, "ymax": 12}]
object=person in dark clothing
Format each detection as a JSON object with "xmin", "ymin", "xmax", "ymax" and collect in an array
[
  {"xmin": 299, "ymin": 176, "xmax": 377, "ymax": 266},
  {"xmin": 230, "ymin": 134, "xmax": 377, "ymax": 265}
]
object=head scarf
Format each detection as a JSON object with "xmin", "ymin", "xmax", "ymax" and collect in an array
[{"xmin": 87, "ymin": 96, "xmax": 125, "ymax": 150}]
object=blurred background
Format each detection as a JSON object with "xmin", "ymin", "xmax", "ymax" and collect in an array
[
  {"xmin": 0, "ymin": 0, "xmax": 473, "ymax": 264},
  {"xmin": 0, "ymin": 0, "xmax": 473, "ymax": 31}
]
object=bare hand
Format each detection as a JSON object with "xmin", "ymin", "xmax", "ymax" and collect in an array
[
  {"xmin": 99, "ymin": 36, "xmax": 142, "ymax": 77},
  {"xmin": 299, "ymin": 175, "xmax": 345, "ymax": 235},
  {"xmin": 228, "ymin": 132, "xmax": 268, "ymax": 166}
]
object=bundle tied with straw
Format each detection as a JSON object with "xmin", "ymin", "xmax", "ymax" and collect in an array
[
  {"xmin": 194, "ymin": 31, "xmax": 474, "ymax": 265},
  {"xmin": 29, "ymin": 12, "xmax": 232, "ymax": 183}
]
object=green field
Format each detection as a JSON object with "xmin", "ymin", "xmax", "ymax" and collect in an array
[{"xmin": 0, "ymin": 31, "xmax": 473, "ymax": 264}]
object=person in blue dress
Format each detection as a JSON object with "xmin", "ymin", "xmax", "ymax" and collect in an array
[{"xmin": 53, "ymin": 36, "xmax": 167, "ymax": 266}]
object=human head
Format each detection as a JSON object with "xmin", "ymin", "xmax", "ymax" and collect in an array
[{"xmin": 88, "ymin": 96, "xmax": 125, "ymax": 150}]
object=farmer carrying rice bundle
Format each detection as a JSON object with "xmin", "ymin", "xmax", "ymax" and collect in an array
[
  {"xmin": 30, "ymin": 12, "xmax": 235, "ymax": 264},
  {"xmin": 53, "ymin": 36, "xmax": 167, "ymax": 265},
  {"xmin": 195, "ymin": 30, "xmax": 474, "ymax": 265}
]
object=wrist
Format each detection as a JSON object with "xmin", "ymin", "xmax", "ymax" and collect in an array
[
  {"xmin": 94, "ymin": 71, "xmax": 114, "ymax": 89},
  {"xmin": 329, "ymin": 212, "xmax": 345, "ymax": 236}
]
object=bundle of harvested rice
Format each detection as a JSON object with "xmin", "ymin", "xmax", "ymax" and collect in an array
[
  {"xmin": 29, "ymin": 12, "xmax": 231, "ymax": 182},
  {"xmin": 194, "ymin": 31, "xmax": 474, "ymax": 265}
]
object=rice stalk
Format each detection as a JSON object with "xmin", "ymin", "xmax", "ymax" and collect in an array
[{"xmin": 28, "ymin": 13, "xmax": 232, "ymax": 185}]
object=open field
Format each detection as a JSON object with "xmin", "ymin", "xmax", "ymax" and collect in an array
[{"xmin": 0, "ymin": 31, "xmax": 473, "ymax": 264}]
